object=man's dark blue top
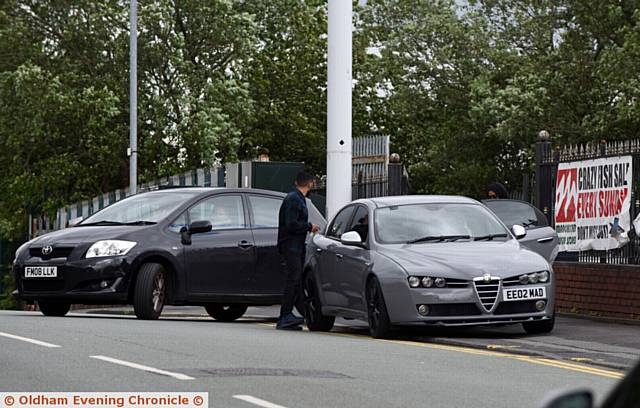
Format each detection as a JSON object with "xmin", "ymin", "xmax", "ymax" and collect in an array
[{"xmin": 277, "ymin": 189, "xmax": 312, "ymax": 254}]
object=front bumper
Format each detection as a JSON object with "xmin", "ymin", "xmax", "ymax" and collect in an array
[
  {"xmin": 381, "ymin": 277, "xmax": 555, "ymax": 327},
  {"xmin": 13, "ymin": 256, "xmax": 132, "ymax": 303}
]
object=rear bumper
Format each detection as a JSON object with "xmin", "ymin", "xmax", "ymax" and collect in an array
[{"xmin": 13, "ymin": 257, "xmax": 132, "ymax": 303}]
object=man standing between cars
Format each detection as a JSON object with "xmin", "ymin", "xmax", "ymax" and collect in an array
[{"xmin": 276, "ymin": 171, "xmax": 320, "ymax": 330}]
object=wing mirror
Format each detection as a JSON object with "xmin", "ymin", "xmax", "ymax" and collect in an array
[
  {"xmin": 181, "ymin": 220, "xmax": 212, "ymax": 245},
  {"xmin": 512, "ymin": 224, "xmax": 527, "ymax": 239},
  {"xmin": 340, "ymin": 231, "xmax": 363, "ymax": 246},
  {"xmin": 540, "ymin": 390, "xmax": 593, "ymax": 408}
]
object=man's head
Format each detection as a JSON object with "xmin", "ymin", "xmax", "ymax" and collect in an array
[{"xmin": 295, "ymin": 171, "xmax": 316, "ymax": 195}]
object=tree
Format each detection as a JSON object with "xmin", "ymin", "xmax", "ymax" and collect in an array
[{"xmin": 239, "ymin": 0, "xmax": 328, "ymax": 173}]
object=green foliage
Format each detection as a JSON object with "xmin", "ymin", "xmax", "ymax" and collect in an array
[
  {"xmin": 0, "ymin": 272, "xmax": 17, "ymax": 310},
  {"xmin": 2, "ymin": 0, "xmax": 640, "ymax": 239}
]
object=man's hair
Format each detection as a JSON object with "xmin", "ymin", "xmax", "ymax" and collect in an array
[{"xmin": 295, "ymin": 171, "xmax": 316, "ymax": 187}]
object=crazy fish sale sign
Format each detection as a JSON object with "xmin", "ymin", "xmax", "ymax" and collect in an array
[{"xmin": 554, "ymin": 155, "xmax": 632, "ymax": 251}]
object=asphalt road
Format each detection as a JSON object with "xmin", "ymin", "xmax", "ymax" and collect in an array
[{"xmin": 1, "ymin": 309, "xmax": 631, "ymax": 408}]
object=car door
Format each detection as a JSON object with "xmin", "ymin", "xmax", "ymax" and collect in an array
[
  {"xmin": 246, "ymin": 193, "xmax": 284, "ymax": 295},
  {"xmin": 333, "ymin": 205, "xmax": 372, "ymax": 312},
  {"xmin": 483, "ymin": 199, "xmax": 559, "ymax": 262},
  {"xmin": 183, "ymin": 194, "xmax": 256, "ymax": 296},
  {"xmin": 317, "ymin": 205, "xmax": 356, "ymax": 307}
]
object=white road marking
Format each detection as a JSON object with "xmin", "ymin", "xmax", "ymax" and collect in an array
[
  {"xmin": 90, "ymin": 355, "xmax": 194, "ymax": 380},
  {"xmin": 233, "ymin": 395, "xmax": 288, "ymax": 408},
  {"xmin": 0, "ymin": 331, "xmax": 61, "ymax": 348}
]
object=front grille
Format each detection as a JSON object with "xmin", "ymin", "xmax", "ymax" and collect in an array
[
  {"xmin": 29, "ymin": 246, "xmax": 74, "ymax": 260},
  {"xmin": 427, "ymin": 303, "xmax": 481, "ymax": 316},
  {"xmin": 474, "ymin": 278, "xmax": 500, "ymax": 312},
  {"xmin": 445, "ymin": 279, "xmax": 469, "ymax": 288},
  {"xmin": 494, "ymin": 300, "xmax": 539, "ymax": 315},
  {"xmin": 22, "ymin": 279, "xmax": 65, "ymax": 292}
]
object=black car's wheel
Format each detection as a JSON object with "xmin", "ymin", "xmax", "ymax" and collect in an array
[
  {"xmin": 303, "ymin": 272, "xmax": 335, "ymax": 332},
  {"xmin": 205, "ymin": 304, "xmax": 248, "ymax": 322},
  {"xmin": 133, "ymin": 263, "xmax": 166, "ymax": 320},
  {"xmin": 366, "ymin": 277, "xmax": 392, "ymax": 338},
  {"xmin": 37, "ymin": 300, "xmax": 71, "ymax": 317},
  {"xmin": 522, "ymin": 315, "xmax": 555, "ymax": 335}
]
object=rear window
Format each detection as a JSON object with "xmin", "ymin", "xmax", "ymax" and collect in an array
[{"xmin": 483, "ymin": 200, "xmax": 548, "ymax": 229}]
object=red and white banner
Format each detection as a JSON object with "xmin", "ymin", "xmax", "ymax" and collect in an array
[{"xmin": 554, "ymin": 156, "xmax": 632, "ymax": 251}]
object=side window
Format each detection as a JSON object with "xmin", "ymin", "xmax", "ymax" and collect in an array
[
  {"xmin": 248, "ymin": 195, "xmax": 281, "ymax": 228},
  {"xmin": 168, "ymin": 213, "xmax": 188, "ymax": 233},
  {"xmin": 188, "ymin": 195, "xmax": 245, "ymax": 230},
  {"xmin": 327, "ymin": 206, "xmax": 355, "ymax": 239},
  {"xmin": 485, "ymin": 200, "xmax": 547, "ymax": 229},
  {"xmin": 348, "ymin": 206, "xmax": 369, "ymax": 242}
]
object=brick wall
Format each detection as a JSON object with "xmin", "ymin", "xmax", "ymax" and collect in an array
[{"xmin": 554, "ymin": 261, "xmax": 640, "ymax": 320}]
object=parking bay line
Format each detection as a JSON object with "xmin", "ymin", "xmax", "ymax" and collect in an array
[
  {"xmin": 233, "ymin": 395, "xmax": 288, "ymax": 408},
  {"xmin": 90, "ymin": 355, "xmax": 194, "ymax": 380},
  {"xmin": 0, "ymin": 331, "xmax": 61, "ymax": 348}
]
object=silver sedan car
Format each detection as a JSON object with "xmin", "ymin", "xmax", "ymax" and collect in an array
[{"xmin": 304, "ymin": 195, "xmax": 555, "ymax": 338}]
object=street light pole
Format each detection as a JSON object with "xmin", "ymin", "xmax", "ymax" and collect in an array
[
  {"xmin": 129, "ymin": 0, "xmax": 138, "ymax": 195},
  {"xmin": 326, "ymin": 0, "xmax": 352, "ymax": 219}
]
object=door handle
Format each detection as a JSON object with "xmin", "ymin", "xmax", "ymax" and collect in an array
[
  {"xmin": 537, "ymin": 237, "xmax": 553, "ymax": 243},
  {"xmin": 335, "ymin": 253, "xmax": 343, "ymax": 259},
  {"xmin": 238, "ymin": 241, "xmax": 254, "ymax": 249}
]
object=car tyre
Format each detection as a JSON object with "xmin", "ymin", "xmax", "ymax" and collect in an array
[
  {"xmin": 303, "ymin": 272, "xmax": 335, "ymax": 332},
  {"xmin": 366, "ymin": 277, "xmax": 392, "ymax": 339},
  {"xmin": 522, "ymin": 315, "xmax": 555, "ymax": 335},
  {"xmin": 205, "ymin": 304, "xmax": 248, "ymax": 322},
  {"xmin": 133, "ymin": 263, "xmax": 166, "ymax": 320},
  {"xmin": 37, "ymin": 300, "xmax": 71, "ymax": 317}
]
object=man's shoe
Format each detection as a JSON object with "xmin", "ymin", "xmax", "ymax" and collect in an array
[
  {"xmin": 276, "ymin": 313, "xmax": 304, "ymax": 329},
  {"xmin": 276, "ymin": 324, "xmax": 303, "ymax": 331}
]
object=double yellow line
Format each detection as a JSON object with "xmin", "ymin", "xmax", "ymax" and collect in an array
[
  {"xmin": 259, "ymin": 322, "xmax": 624, "ymax": 380},
  {"xmin": 376, "ymin": 338, "xmax": 624, "ymax": 380}
]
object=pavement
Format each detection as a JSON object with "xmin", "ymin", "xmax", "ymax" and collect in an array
[{"xmin": 0, "ymin": 308, "xmax": 627, "ymax": 408}]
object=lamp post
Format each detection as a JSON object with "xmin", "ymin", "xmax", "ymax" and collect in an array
[
  {"xmin": 129, "ymin": 0, "xmax": 138, "ymax": 195},
  {"xmin": 326, "ymin": 0, "xmax": 352, "ymax": 219}
]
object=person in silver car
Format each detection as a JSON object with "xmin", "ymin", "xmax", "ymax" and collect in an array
[{"xmin": 303, "ymin": 195, "xmax": 555, "ymax": 338}]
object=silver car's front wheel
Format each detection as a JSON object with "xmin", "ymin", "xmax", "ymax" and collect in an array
[{"xmin": 366, "ymin": 277, "xmax": 392, "ymax": 338}]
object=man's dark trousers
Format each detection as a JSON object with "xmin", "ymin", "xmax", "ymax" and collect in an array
[{"xmin": 279, "ymin": 249, "xmax": 305, "ymax": 317}]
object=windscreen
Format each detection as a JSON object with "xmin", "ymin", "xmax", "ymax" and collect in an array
[
  {"xmin": 374, "ymin": 203, "xmax": 508, "ymax": 244},
  {"xmin": 80, "ymin": 191, "xmax": 199, "ymax": 225}
]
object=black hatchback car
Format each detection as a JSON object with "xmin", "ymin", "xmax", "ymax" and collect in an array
[{"xmin": 12, "ymin": 188, "xmax": 326, "ymax": 320}]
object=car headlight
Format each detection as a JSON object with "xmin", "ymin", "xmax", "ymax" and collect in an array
[
  {"xmin": 408, "ymin": 276, "xmax": 421, "ymax": 288},
  {"xmin": 538, "ymin": 271, "xmax": 549, "ymax": 283},
  {"xmin": 86, "ymin": 240, "xmax": 137, "ymax": 258},
  {"xmin": 519, "ymin": 271, "xmax": 550, "ymax": 284}
]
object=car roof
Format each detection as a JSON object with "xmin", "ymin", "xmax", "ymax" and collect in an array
[
  {"xmin": 138, "ymin": 187, "xmax": 287, "ymax": 198},
  {"xmin": 360, "ymin": 195, "xmax": 479, "ymax": 207}
]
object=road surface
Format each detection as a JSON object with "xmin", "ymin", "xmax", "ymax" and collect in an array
[{"xmin": 0, "ymin": 308, "xmax": 634, "ymax": 408}]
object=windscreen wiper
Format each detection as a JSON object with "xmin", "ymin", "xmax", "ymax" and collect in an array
[
  {"xmin": 77, "ymin": 220, "xmax": 125, "ymax": 226},
  {"xmin": 123, "ymin": 220, "xmax": 157, "ymax": 225},
  {"xmin": 473, "ymin": 233, "xmax": 509, "ymax": 241},
  {"xmin": 407, "ymin": 235, "xmax": 471, "ymax": 244}
]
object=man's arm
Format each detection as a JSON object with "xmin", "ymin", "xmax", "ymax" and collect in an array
[{"xmin": 284, "ymin": 198, "xmax": 312, "ymax": 234}]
